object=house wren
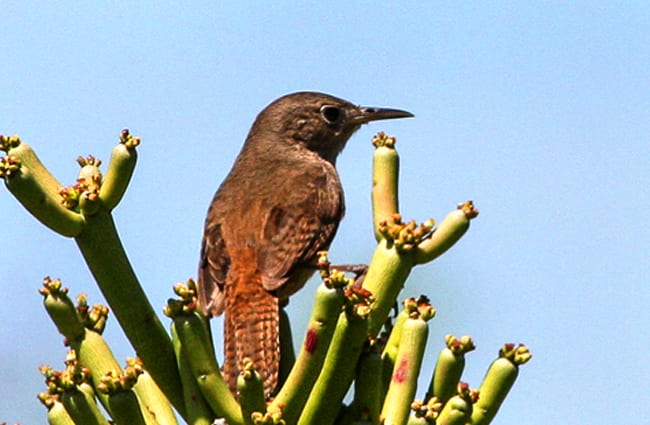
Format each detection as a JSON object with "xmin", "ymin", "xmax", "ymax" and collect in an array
[{"xmin": 198, "ymin": 92, "xmax": 412, "ymax": 395}]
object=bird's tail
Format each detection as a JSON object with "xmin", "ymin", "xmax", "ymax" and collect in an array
[{"xmin": 224, "ymin": 269, "xmax": 280, "ymax": 396}]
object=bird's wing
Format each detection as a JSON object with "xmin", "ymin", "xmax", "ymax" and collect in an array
[
  {"xmin": 198, "ymin": 218, "xmax": 230, "ymax": 316},
  {"xmin": 257, "ymin": 175, "xmax": 344, "ymax": 291}
]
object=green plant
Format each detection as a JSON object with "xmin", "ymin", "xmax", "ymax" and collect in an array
[{"xmin": 1, "ymin": 131, "xmax": 530, "ymax": 425}]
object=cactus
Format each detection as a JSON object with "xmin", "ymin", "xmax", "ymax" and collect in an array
[{"xmin": 1, "ymin": 131, "xmax": 530, "ymax": 424}]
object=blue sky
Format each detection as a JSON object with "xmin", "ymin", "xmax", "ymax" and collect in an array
[{"xmin": 2, "ymin": 2, "xmax": 649, "ymax": 424}]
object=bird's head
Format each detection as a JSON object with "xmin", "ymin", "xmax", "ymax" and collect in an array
[{"xmin": 250, "ymin": 92, "xmax": 413, "ymax": 163}]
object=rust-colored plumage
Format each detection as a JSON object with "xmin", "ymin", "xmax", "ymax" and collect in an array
[{"xmin": 198, "ymin": 92, "xmax": 412, "ymax": 396}]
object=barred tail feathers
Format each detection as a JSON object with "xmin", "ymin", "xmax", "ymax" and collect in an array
[{"xmin": 224, "ymin": 272, "xmax": 280, "ymax": 396}]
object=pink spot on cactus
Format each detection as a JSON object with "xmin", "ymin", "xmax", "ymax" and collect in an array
[
  {"xmin": 393, "ymin": 358, "xmax": 409, "ymax": 383},
  {"xmin": 305, "ymin": 329, "xmax": 318, "ymax": 354}
]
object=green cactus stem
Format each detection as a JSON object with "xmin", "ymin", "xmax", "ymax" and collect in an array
[
  {"xmin": 96, "ymin": 366, "xmax": 148, "ymax": 425},
  {"xmin": 167, "ymin": 279, "xmax": 214, "ymax": 425},
  {"xmin": 2, "ymin": 133, "xmax": 186, "ymax": 417},
  {"xmin": 426, "ymin": 335, "xmax": 475, "ymax": 405},
  {"xmin": 436, "ymin": 383, "xmax": 478, "ymax": 425},
  {"xmin": 237, "ymin": 358, "xmax": 266, "ymax": 425},
  {"xmin": 73, "ymin": 145, "xmax": 185, "ymax": 415},
  {"xmin": 98, "ymin": 129, "xmax": 139, "ymax": 210},
  {"xmin": 269, "ymin": 274, "xmax": 345, "ymax": 423},
  {"xmin": 348, "ymin": 340, "xmax": 383, "ymax": 425},
  {"xmin": 414, "ymin": 202, "xmax": 478, "ymax": 264},
  {"xmin": 105, "ymin": 391, "xmax": 148, "ymax": 425},
  {"xmin": 278, "ymin": 306, "xmax": 296, "ymax": 389},
  {"xmin": 405, "ymin": 414, "xmax": 430, "ymax": 425},
  {"xmin": 39, "ymin": 280, "xmax": 118, "ymax": 412},
  {"xmin": 362, "ymin": 233, "xmax": 416, "ymax": 337},
  {"xmin": 168, "ymin": 306, "xmax": 242, "ymax": 424},
  {"xmin": 371, "ymin": 132, "xmax": 399, "ymax": 240},
  {"xmin": 367, "ymin": 132, "xmax": 478, "ymax": 338},
  {"xmin": 364, "ymin": 202, "xmax": 477, "ymax": 337},
  {"xmin": 380, "ymin": 297, "xmax": 435, "ymax": 425},
  {"xmin": 75, "ymin": 208, "xmax": 184, "ymax": 416},
  {"xmin": 170, "ymin": 321, "xmax": 214, "ymax": 425},
  {"xmin": 60, "ymin": 387, "xmax": 111, "ymax": 425},
  {"xmin": 297, "ymin": 285, "xmax": 372, "ymax": 425},
  {"xmin": 69, "ymin": 329, "xmax": 122, "ymax": 412},
  {"xmin": 127, "ymin": 357, "xmax": 179, "ymax": 425},
  {"xmin": 172, "ymin": 338, "xmax": 214, "ymax": 425},
  {"xmin": 38, "ymin": 392, "xmax": 76, "ymax": 425},
  {"xmin": 381, "ymin": 308, "xmax": 409, "ymax": 395},
  {"xmin": 39, "ymin": 277, "xmax": 85, "ymax": 341},
  {"xmin": 471, "ymin": 343, "xmax": 532, "ymax": 425},
  {"xmin": 0, "ymin": 135, "xmax": 84, "ymax": 236},
  {"xmin": 40, "ymin": 354, "xmax": 111, "ymax": 425}
]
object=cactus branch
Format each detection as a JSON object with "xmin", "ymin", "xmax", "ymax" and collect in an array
[
  {"xmin": 74, "ymin": 209, "xmax": 185, "ymax": 416},
  {"xmin": 371, "ymin": 132, "xmax": 400, "ymax": 241},
  {"xmin": 380, "ymin": 297, "xmax": 435, "ymax": 425},
  {"xmin": 170, "ymin": 320, "xmax": 214, "ymax": 425},
  {"xmin": 349, "ymin": 340, "xmax": 383, "ymax": 425},
  {"xmin": 169, "ymin": 309, "xmax": 241, "ymax": 424},
  {"xmin": 99, "ymin": 130, "xmax": 139, "ymax": 210},
  {"xmin": 436, "ymin": 383, "xmax": 478, "ymax": 425},
  {"xmin": 4, "ymin": 129, "xmax": 533, "ymax": 425},
  {"xmin": 269, "ymin": 274, "xmax": 346, "ymax": 423},
  {"xmin": 471, "ymin": 344, "xmax": 532, "ymax": 425},
  {"xmin": 426, "ymin": 335, "xmax": 475, "ymax": 405},
  {"xmin": 237, "ymin": 359, "xmax": 266, "ymax": 425},
  {"xmin": 3, "ymin": 133, "xmax": 187, "ymax": 418},
  {"xmin": 0, "ymin": 135, "xmax": 84, "ymax": 236},
  {"xmin": 297, "ymin": 286, "xmax": 372, "ymax": 425}
]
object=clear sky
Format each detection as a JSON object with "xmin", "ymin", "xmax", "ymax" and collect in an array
[{"xmin": 2, "ymin": 2, "xmax": 648, "ymax": 424}]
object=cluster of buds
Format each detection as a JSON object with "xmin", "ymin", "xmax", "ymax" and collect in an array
[
  {"xmin": 411, "ymin": 396, "xmax": 444, "ymax": 421},
  {"xmin": 250, "ymin": 410, "xmax": 286, "ymax": 425},
  {"xmin": 378, "ymin": 214, "xmax": 436, "ymax": 252},
  {"xmin": 0, "ymin": 134, "xmax": 21, "ymax": 151},
  {"xmin": 402, "ymin": 295, "xmax": 437, "ymax": 321},
  {"xmin": 39, "ymin": 350, "xmax": 92, "ymax": 394},
  {"xmin": 371, "ymin": 131, "xmax": 397, "ymax": 148},
  {"xmin": 0, "ymin": 135, "xmax": 23, "ymax": 179},
  {"xmin": 163, "ymin": 278, "xmax": 200, "ymax": 317},
  {"xmin": 344, "ymin": 285, "xmax": 375, "ymax": 318},
  {"xmin": 446, "ymin": 334, "xmax": 476, "ymax": 354},
  {"xmin": 0, "ymin": 155, "xmax": 20, "ymax": 179},
  {"xmin": 75, "ymin": 294, "xmax": 109, "ymax": 334},
  {"xmin": 316, "ymin": 251, "xmax": 355, "ymax": 288},
  {"xmin": 119, "ymin": 128, "xmax": 140, "ymax": 148},
  {"xmin": 57, "ymin": 155, "xmax": 103, "ymax": 213},
  {"xmin": 95, "ymin": 357, "xmax": 144, "ymax": 394}
]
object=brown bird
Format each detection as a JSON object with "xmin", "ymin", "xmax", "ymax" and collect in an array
[{"xmin": 198, "ymin": 91, "xmax": 412, "ymax": 395}]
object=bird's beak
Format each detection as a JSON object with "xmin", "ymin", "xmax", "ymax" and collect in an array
[{"xmin": 350, "ymin": 106, "xmax": 414, "ymax": 125}]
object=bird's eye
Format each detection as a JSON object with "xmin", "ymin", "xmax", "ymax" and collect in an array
[{"xmin": 320, "ymin": 105, "xmax": 343, "ymax": 125}]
